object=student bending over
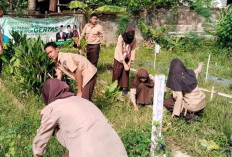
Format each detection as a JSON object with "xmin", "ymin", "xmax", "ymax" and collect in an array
[{"xmin": 33, "ymin": 79, "xmax": 128, "ymax": 157}]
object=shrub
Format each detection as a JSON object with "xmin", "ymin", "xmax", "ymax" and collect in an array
[
  {"xmin": 216, "ymin": 4, "xmax": 232, "ymax": 49},
  {"xmin": 2, "ymin": 31, "xmax": 54, "ymax": 94}
]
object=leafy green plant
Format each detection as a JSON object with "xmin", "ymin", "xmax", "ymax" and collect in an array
[
  {"xmin": 138, "ymin": 19, "xmax": 184, "ymax": 49},
  {"xmin": 67, "ymin": 1, "xmax": 88, "ymax": 10},
  {"xmin": 138, "ymin": 19, "xmax": 153, "ymax": 39},
  {"xmin": 104, "ymin": 80, "xmax": 120, "ymax": 99},
  {"xmin": 120, "ymin": 125, "xmax": 152, "ymax": 156},
  {"xmin": 216, "ymin": 4, "xmax": 232, "ymax": 49},
  {"xmin": 191, "ymin": 0, "xmax": 212, "ymax": 19},
  {"xmin": 94, "ymin": 5, "xmax": 127, "ymax": 14},
  {"xmin": 2, "ymin": 31, "xmax": 54, "ymax": 94},
  {"xmin": 115, "ymin": 15, "xmax": 130, "ymax": 35}
]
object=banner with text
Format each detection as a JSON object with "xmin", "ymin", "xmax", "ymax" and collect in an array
[{"xmin": 0, "ymin": 16, "xmax": 80, "ymax": 43}]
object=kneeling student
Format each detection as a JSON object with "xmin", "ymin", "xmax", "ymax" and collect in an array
[
  {"xmin": 44, "ymin": 42, "xmax": 97, "ymax": 101},
  {"xmin": 164, "ymin": 59, "xmax": 206, "ymax": 119},
  {"xmin": 130, "ymin": 69, "xmax": 154, "ymax": 111}
]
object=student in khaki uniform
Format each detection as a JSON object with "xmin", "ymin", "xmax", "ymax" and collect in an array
[
  {"xmin": 44, "ymin": 42, "xmax": 97, "ymax": 101},
  {"xmin": 112, "ymin": 25, "xmax": 136, "ymax": 95},
  {"xmin": 77, "ymin": 13, "xmax": 106, "ymax": 67},
  {"xmin": 164, "ymin": 59, "xmax": 206, "ymax": 120},
  {"xmin": 33, "ymin": 79, "xmax": 128, "ymax": 157},
  {"xmin": 0, "ymin": 6, "xmax": 4, "ymax": 74}
]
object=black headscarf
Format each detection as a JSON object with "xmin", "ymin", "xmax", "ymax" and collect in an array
[
  {"xmin": 166, "ymin": 59, "xmax": 197, "ymax": 93},
  {"xmin": 122, "ymin": 25, "xmax": 135, "ymax": 44},
  {"xmin": 41, "ymin": 78, "xmax": 74, "ymax": 105}
]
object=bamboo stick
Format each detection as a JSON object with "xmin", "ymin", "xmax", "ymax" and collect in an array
[
  {"xmin": 199, "ymin": 87, "xmax": 232, "ymax": 99},
  {"xmin": 205, "ymin": 54, "xmax": 211, "ymax": 83}
]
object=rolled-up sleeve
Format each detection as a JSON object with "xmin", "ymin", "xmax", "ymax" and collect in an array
[
  {"xmin": 116, "ymin": 36, "xmax": 124, "ymax": 62},
  {"xmin": 33, "ymin": 108, "xmax": 58, "ymax": 156}
]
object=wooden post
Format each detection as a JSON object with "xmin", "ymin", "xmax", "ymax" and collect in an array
[
  {"xmin": 230, "ymin": 144, "xmax": 232, "ymax": 157},
  {"xmin": 10, "ymin": 0, "xmax": 13, "ymax": 10},
  {"xmin": 57, "ymin": 0, "xmax": 59, "ymax": 12},
  {"xmin": 205, "ymin": 54, "xmax": 211, "ymax": 83},
  {"xmin": 28, "ymin": 0, "xmax": 36, "ymax": 14},
  {"xmin": 210, "ymin": 86, "xmax": 214, "ymax": 101}
]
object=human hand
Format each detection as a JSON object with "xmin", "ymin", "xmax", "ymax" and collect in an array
[
  {"xmin": 134, "ymin": 105, "xmax": 139, "ymax": 112},
  {"xmin": 198, "ymin": 62, "xmax": 205, "ymax": 67},
  {"xmin": 77, "ymin": 41, "xmax": 81, "ymax": 48},
  {"xmin": 123, "ymin": 60, "xmax": 130, "ymax": 71}
]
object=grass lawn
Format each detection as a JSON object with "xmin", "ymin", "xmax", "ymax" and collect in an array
[{"xmin": 0, "ymin": 38, "xmax": 232, "ymax": 156}]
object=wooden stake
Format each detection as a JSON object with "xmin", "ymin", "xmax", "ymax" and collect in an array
[
  {"xmin": 57, "ymin": 0, "xmax": 61, "ymax": 13},
  {"xmin": 199, "ymin": 87, "xmax": 232, "ymax": 99},
  {"xmin": 205, "ymin": 54, "xmax": 211, "ymax": 82}
]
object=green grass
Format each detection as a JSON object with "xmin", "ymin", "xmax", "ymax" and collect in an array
[{"xmin": 0, "ymin": 38, "xmax": 232, "ymax": 156}]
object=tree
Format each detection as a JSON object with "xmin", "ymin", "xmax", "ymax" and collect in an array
[{"xmin": 28, "ymin": 0, "xmax": 36, "ymax": 12}]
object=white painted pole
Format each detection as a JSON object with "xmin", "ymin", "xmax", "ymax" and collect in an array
[
  {"xmin": 154, "ymin": 52, "xmax": 157, "ymax": 70},
  {"xmin": 210, "ymin": 86, "xmax": 214, "ymax": 101},
  {"xmin": 154, "ymin": 43, "xmax": 160, "ymax": 70},
  {"xmin": 150, "ymin": 75, "xmax": 165, "ymax": 157},
  {"xmin": 205, "ymin": 54, "xmax": 211, "ymax": 82}
]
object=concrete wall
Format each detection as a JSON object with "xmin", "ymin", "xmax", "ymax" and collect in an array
[
  {"xmin": 149, "ymin": 7, "xmax": 219, "ymax": 32},
  {"xmin": 94, "ymin": 7, "xmax": 220, "ymax": 46}
]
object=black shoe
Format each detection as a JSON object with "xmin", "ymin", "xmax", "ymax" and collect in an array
[{"xmin": 122, "ymin": 88, "xmax": 128, "ymax": 95}]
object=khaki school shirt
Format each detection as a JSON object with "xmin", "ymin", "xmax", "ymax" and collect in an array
[
  {"xmin": 55, "ymin": 52, "xmax": 97, "ymax": 87},
  {"xmin": 81, "ymin": 23, "xmax": 104, "ymax": 44},
  {"xmin": 172, "ymin": 65, "xmax": 206, "ymax": 117},
  {"xmin": 33, "ymin": 96, "xmax": 128, "ymax": 157},
  {"xmin": 114, "ymin": 35, "xmax": 136, "ymax": 62}
]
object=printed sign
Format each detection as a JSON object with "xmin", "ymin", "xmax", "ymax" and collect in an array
[
  {"xmin": 150, "ymin": 75, "xmax": 165, "ymax": 156},
  {"xmin": 0, "ymin": 16, "xmax": 80, "ymax": 43}
]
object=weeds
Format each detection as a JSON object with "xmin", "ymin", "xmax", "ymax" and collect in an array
[{"xmin": 0, "ymin": 34, "xmax": 231, "ymax": 156}]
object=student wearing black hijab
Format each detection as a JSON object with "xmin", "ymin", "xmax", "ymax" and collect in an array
[
  {"xmin": 112, "ymin": 25, "xmax": 137, "ymax": 95},
  {"xmin": 164, "ymin": 59, "xmax": 206, "ymax": 119}
]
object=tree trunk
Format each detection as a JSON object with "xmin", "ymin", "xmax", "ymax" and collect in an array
[{"xmin": 28, "ymin": 0, "xmax": 36, "ymax": 13}]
